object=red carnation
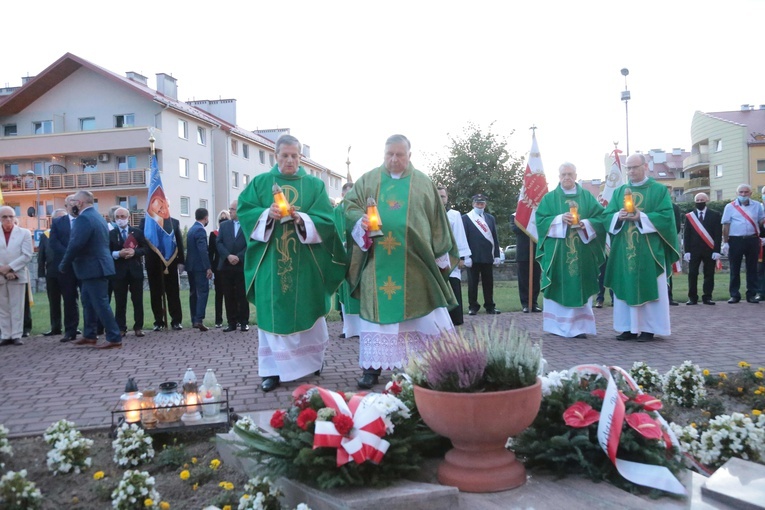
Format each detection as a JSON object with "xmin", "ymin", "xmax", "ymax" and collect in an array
[
  {"xmin": 270, "ymin": 409, "xmax": 286, "ymax": 429},
  {"xmin": 332, "ymin": 414, "xmax": 354, "ymax": 436},
  {"xmin": 626, "ymin": 412, "xmax": 663, "ymax": 440},
  {"xmin": 297, "ymin": 408, "xmax": 318, "ymax": 430},
  {"xmin": 633, "ymin": 394, "xmax": 663, "ymax": 411},
  {"xmin": 563, "ymin": 402, "xmax": 600, "ymax": 428}
]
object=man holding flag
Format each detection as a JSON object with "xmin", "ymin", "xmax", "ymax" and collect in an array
[
  {"xmin": 514, "ymin": 130, "xmax": 547, "ymax": 313},
  {"xmin": 139, "ymin": 154, "xmax": 185, "ymax": 331}
]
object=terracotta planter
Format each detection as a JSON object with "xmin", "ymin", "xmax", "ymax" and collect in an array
[{"xmin": 413, "ymin": 378, "xmax": 542, "ymax": 493}]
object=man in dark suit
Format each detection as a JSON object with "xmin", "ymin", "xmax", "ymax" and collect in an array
[
  {"xmin": 49, "ymin": 195, "xmax": 81, "ymax": 342},
  {"xmin": 462, "ymin": 194, "xmax": 501, "ymax": 315},
  {"xmin": 59, "ymin": 190, "xmax": 122, "ymax": 349},
  {"xmin": 139, "ymin": 214, "xmax": 185, "ymax": 331},
  {"xmin": 37, "ymin": 208, "xmax": 67, "ymax": 336},
  {"xmin": 109, "ymin": 207, "xmax": 146, "ymax": 337},
  {"xmin": 683, "ymin": 193, "xmax": 722, "ymax": 305},
  {"xmin": 209, "ymin": 210, "xmax": 230, "ymax": 327},
  {"xmin": 186, "ymin": 208, "xmax": 212, "ymax": 331},
  {"xmin": 512, "ymin": 217, "xmax": 542, "ymax": 313},
  {"xmin": 216, "ymin": 200, "xmax": 250, "ymax": 332}
]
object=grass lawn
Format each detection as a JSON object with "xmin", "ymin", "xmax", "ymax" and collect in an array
[{"xmin": 26, "ymin": 272, "xmax": 740, "ymax": 335}]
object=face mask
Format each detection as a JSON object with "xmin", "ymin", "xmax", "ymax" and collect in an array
[
  {"xmin": 738, "ymin": 196, "xmax": 749, "ymax": 205},
  {"xmin": 695, "ymin": 203, "xmax": 706, "ymax": 211},
  {"xmin": 116, "ymin": 218, "xmax": 129, "ymax": 228},
  {"xmin": 473, "ymin": 207, "xmax": 484, "ymax": 216},
  {"xmin": 71, "ymin": 205, "xmax": 80, "ymax": 216}
]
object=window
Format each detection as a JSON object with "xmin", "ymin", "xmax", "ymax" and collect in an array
[
  {"xmin": 33, "ymin": 162, "xmax": 44, "ymax": 176},
  {"xmin": 115, "ymin": 114, "xmax": 134, "ymax": 128},
  {"xmin": 117, "ymin": 156, "xmax": 137, "ymax": 170},
  {"xmin": 179, "ymin": 157, "xmax": 189, "ymax": 178},
  {"xmin": 33, "ymin": 120, "xmax": 53, "ymax": 134},
  {"xmin": 757, "ymin": 160, "xmax": 765, "ymax": 173},
  {"xmin": 714, "ymin": 164, "xmax": 723, "ymax": 177},
  {"xmin": 259, "ymin": 150, "xmax": 265, "ymax": 164},
  {"xmin": 3, "ymin": 124, "xmax": 17, "ymax": 136},
  {"xmin": 200, "ymin": 199, "xmax": 208, "ymax": 210},
  {"xmin": 4, "ymin": 163, "xmax": 19, "ymax": 176},
  {"xmin": 232, "ymin": 171, "xmax": 239, "ymax": 188},
  {"xmin": 197, "ymin": 126, "xmax": 206, "ymax": 145},
  {"xmin": 715, "ymin": 139, "xmax": 723, "ymax": 152},
  {"xmin": 178, "ymin": 119, "xmax": 188, "ymax": 139},
  {"xmin": 269, "ymin": 154, "xmax": 275, "ymax": 166},
  {"xmin": 242, "ymin": 174, "xmax": 250, "ymax": 187},
  {"xmin": 117, "ymin": 195, "xmax": 138, "ymax": 211},
  {"xmin": 80, "ymin": 117, "xmax": 96, "ymax": 131},
  {"xmin": 716, "ymin": 190, "xmax": 723, "ymax": 201},
  {"xmin": 180, "ymin": 196, "xmax": 190, "ymax": 216},
  {"xmin": 243, "ymin": 144, "xmax": 249, "ymax": 159},
  {"xmin": 198, "ymin": 162, "xmax": 207, "ymax": 182},
  {"xmin": 231, "ymin": 140, "xmax": 238, "ymax": 155}
]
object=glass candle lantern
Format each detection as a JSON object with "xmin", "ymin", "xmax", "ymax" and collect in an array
[
  {"xmin": 154, "ymin": 381, "xmax": 184, "ymax": 423},
  {"xmin": 200, "ymin": 369, "xmax": 222, "ymax": 418},
  {"xmin": 623, "ymin": 188, "xmax": 635, "ymax": 214},
  {"xmin": 181, "ymin": 369, "xmax": 202, "ymax": 423},
  {"xmin": 120, "ymin": 377, "xmax": 142, "ymax": 424},
  {"xmin": 140, "ymin": 388, "xmax": 157, "ymax": 429},
  {"xmin": 272, "ymin": 183, "xmax": 293, "ymax": 223},
  {"xmin": 366, "ymin": 197, "xmax": 383, "ymax": 238},
  {"xmin": 567, "ymin": 200, "xmax": 580, "ymax": 228}
]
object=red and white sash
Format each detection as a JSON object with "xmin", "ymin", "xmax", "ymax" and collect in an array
[
  {"xmin": 467, "ymin": 210, "xmax": 494, "ymax": 247},
  {"xmin": 685, "ymin": 212, "xmax": 714, "ymax": 250},
  {"xmin": 731, "ymin": 201, "xmax": 759, "ymax": 235}
]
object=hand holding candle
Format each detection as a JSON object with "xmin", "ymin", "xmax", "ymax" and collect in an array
[
  {"xmin": 623, "ymin": 188, "xmax": 635, "ymax": 213},
  {"xmin": 272, "ymin": 184, "xmax": 294, "ymax": 223},
  {"xmin": 567, "ymin": 200, "xmax": 580, "ymax": 228},
  {"xmin": 366, "ymin": 197, "xmax": 383, "ymax": 237}
]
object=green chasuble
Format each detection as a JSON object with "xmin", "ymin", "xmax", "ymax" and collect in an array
[
  {"xmin": 332, "ymin": 202, "xmax": 360, "ymax": 315},
  {"xmin": 603, "ymin": 178, "xmax": 680, "ymax": 306},
  {"xmin": 344, "ymin": 164, "xmax": 458, "ymax": 325},
  {"xmin": 238, "ymin": 165, "xmax": 347, "ymax": 335},
  {"xmin": 536, "ymin": 184, "xmax": 606, "ymax": 307}
]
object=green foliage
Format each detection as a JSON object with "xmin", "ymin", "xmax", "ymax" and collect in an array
[
  {"xmin": 428, "ymin": 122, "xmax": 525, "ymax": 244},
  {"xmin": 155, "ymin": 439, "xmax": 190, "ymax": 469}
]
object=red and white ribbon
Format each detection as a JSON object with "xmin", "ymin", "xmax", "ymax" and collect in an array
[
  {"xmin": 571, "ymin": 364, "xmax": 687, "ymax": 495},
  {"xmin": 311, "ymin": 387, "xmax": 390, "ymax": 466}
]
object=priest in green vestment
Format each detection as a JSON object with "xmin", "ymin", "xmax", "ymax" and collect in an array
[
  {"xmin": 536, "ymin": 162, "xmax": 606, "ymax": 338},
  {"xmin": 603, "ymin": 153, "xmax": 680, "ymax": 342},
  {"xmin": 344, "ymin": 134, "xmax": 458, "ymax": 390},
  {"xmin": 333, "ymin": 182, "xmax": 360, "ymax": 338},
  {"xmin": 238, "ymin": 134, "xmax": 346, "ymax": 392}
]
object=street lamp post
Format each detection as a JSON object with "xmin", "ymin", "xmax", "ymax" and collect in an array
[
  {"xmin": 25, "ymin": 170, "xmax": 41, "ymax": 231},
  {"xmin": 620, "ymin": 68, "xmax": 631, "ymax": 156}
]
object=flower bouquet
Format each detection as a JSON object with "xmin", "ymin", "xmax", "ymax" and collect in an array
[
  {"xmin": 512, "ymin": 365, "xmax": 687, "ymax": 497},
  {"xmin": 230, "ymin": 379, "xmax": 436, "ymax": 489}
]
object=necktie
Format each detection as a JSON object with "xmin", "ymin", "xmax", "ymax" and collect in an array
[
  {"xmin": 122, "ymin": 229, "xmax": 127, "ymax": 242},
  {"xmin": 234, "ymin": 221, "xmax": 240, "ymax": 238},
  {"xmin": 699, "ymin": 211, "xmax": 704, "ymax": 221}
]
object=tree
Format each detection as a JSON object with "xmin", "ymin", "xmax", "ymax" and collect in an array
[{"xmin": 429, "ymin": 123, "xmax": 525, "ymax": 246}]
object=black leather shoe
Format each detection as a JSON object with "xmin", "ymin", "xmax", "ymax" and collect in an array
[
  {"xmin": 702, "ymin": 299, "xmax": 716, "ymax": 305},
  {"xmin": 314, "ymin": 361, "xmax": 325, "ymax": 376},
  {"xmin": 153, "ymin": 325, "xmax": 166, "ymax": 332},
  {"xmin": 728, "ymin": 297, "xmax": 740, "ymax": 304},
  {"xmin": 574, "ymin": 334, "xmax": 588, "ymax": 339},
  {"xmin": 594, "ymin": 301, "xmax": 603, "ymax": 309},
  {"xmin": 60, "ymin": 335, "xmax": 77, "ymax": 343},
  {"xmin": 240, "ymin": 324, "xmax": 250, "ymax": 332},
  {"xmin": 486, "ymin": 309, "xmax": 501, "ymax": 314},
  {"xmin": 357, "ymin": 373, "xmax": 379, "ymax": 390},
  {"xmin": 637, "ymin": 332, "xmax": 655, "ymax": 342},
  {"xmin": 22, "ymin": 331, "xmax": 29, "ymax": 338},
  {"xmin": 616, "ymin": 331, "xmax": 637, "ymax": 341},
  {"xmin": 12, "ymin": 338, "xmax": 23, "ymax": 345},
  {"xmin": 669, "ymin": 300, "xmax": 679, "ymax": 306},
  {"xmin": 747, "ymin": 298, "xmax": 760, "ymax": 303},
  {"xmin": 260, "ymin": 376, "xmax": 280, "ymax": 392},
  {"xmin": 171, "ymin": 323, "xmax": 183, "ymax": 330},
  {"xmin": 215, "ymin": 323, "xmax": 223, "ymax": 328},
  {"xmin": 338, "ymin": 333, "xmax": 346, "ymax": 339},
  {"xmin": 531, "ymin": 305, "xmax": 542, "ymax": 312},
  {"xmin": 468, "ymin": 310, "xmax": 477, "ymax": 316},
  {"xmin": 0, "ymin": 339, "xmax": 12, "ymax": 346},
  {"xmin": 522, "ymin": 307, "xmax": 530, "ymax": 313},
  {"xmin": 223, "ymin": 325, "xmax": 237, "ymax": 332},
  {"xmin": 685, "ymin": 300, "xmax": 698, "ymax": 305},
  {"xmin": 43, "ymin": 330, "xmax": 62, "ymax": 337}
]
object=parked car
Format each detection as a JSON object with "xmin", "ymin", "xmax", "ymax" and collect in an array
[{"xmin": 504, "ymin": 245, "xmax": 516, "ymax": 262}]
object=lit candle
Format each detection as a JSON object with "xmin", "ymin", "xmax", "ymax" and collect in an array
[
  {"xmin": 272, "ymin": 184, "xmax": 292, "ymax": 222},
  {"xmin": 567, "ymin": 200, "xmax": 579, "ymax": 225},
  {"xmin": 125, "ymin": 399, "xmax": 141, "ymax": 424},
  {"xmin": 623, "ymin": 188, "xmax": 635, "ymax": 213},
  {"xmin": 366, "ymin": 197, "xmax": 383, "ymax": 237}
]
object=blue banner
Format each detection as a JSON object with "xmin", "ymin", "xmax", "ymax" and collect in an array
[{"xmin": 144, "ymin": 154, "xmax": 177, "ymax": 264}]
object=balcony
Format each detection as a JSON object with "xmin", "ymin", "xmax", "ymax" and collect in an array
[
  {"xmin": 683, "ymin": 177, "xmax": 711, "ymax": 195},
  {"xmin": 682, "ymin": 153, "xmax": 710, "ymax": 173},
  {"xmin": 0, "ymin": 168, "xmax": 147, "ymax": 194}
]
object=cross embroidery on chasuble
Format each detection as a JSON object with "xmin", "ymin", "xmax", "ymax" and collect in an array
[{"xmin": 379, "ymin": 276, "xmax": 402, "ymax": 300}]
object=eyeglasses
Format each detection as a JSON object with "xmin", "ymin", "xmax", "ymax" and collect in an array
[
  {"xmin": 625, "ymin": 165, "xmax": 643, "ymax": 171},
  {"xmin": 1, "ymin": 215, "xmax": 16, "ymax": 219}
]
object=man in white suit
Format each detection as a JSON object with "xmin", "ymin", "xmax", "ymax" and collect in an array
[{"xmin": 0, "ymin": 206, "xmax": 33, "ymax": 345}]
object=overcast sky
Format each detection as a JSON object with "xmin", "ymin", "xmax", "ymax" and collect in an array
[{"xmin": 4, "ymin": 0, "xmax": 765, "ymax": 185}]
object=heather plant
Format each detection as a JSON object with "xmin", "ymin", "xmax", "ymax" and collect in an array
[{"xmin": 407, "ymin": 320, "xmax": 542, "ymax": 392}]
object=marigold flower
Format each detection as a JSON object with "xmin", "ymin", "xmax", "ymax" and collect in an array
[
  {"xmin": 179, "ymin": 470, "xmax": 190, "ymax": 480},
  {"xmin": 332, "ymin": 414, "xmax": 354, "ymax": 436},
  {"xmin": 218, "ymin": 481, "xmax": 234, "ymax": 490},
  {"xmin": 691, "ymin": 422, "xmax": 697, "ymax": 428},
  {"xmin": 633, "ymin": 394, "xmax": 663, "ymax": 411},
  {"xmin": 755, "ymin": 372, "xmax": 764, "ymax": 379},
  {"xmin": 210, "ymin": 458, "xmax": 221, "ymax": 470},
  {"xmin": 719, "ymin": 373, "xmax": 728, "ymax": 379},
  {"xmin": 93, "ymin": 471, "xmax": 105, "ymax": 480},
  {"xmin": 144, "ymin": 498, "xmax": 154, "ymax": 507},
  {"xmin": 192, "ymin": 483, "xmax": 198, "ymax": 491},
  {"xmin": 160, "ymin": 503, "xmax": 170, "ymax": 510},
  {"xmin": 739, "ymin": 361, "xmax": 750, "ymax": 368},
  {"xmin": 563, "ymin": 402, "xmax": 600, "ymax": 428},
  {"xmin": 753, "ymin": 410, "xmax": 762, "ymax": 416},
  {"xmin": 702, "ymin": 369, "xmax": 710, "ymax": 376},
  {"xmin": 191, "ymin": 457, "xmax": 197, "ymax": 464},
  {"xmin": 737, "ymin": 387, "xmax": 744, "ymax": 393},
  {"xmin": 223, "ymin": 506, "xmax": 232, "ymax": 510},
  {"xmin": 297, "ymin": 408, "xmax": 318, "ymax": 430},
  {"xmin": 626, "ymin": 413, "xmax": 663, "ymax": 440},
  {"xmin": 270, "ymin": 409, "xmax": 287, "ymax": 429}
]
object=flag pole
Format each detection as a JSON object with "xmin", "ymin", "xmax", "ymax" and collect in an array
[
  {"xmin": 528, "ymin": 126, "xmax": 537, "ymax": 309},
  {"xmin": 149, "ymin": 133, "xmax": 169, "ymax": 329}
]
